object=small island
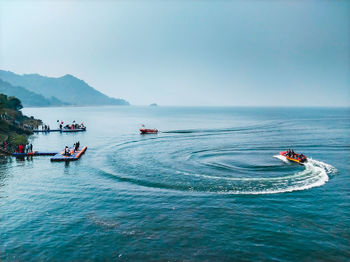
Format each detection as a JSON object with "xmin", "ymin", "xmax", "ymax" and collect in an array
[{"xmin": 149, "ymin": 103, "xmax": 158, "ymax": 107}]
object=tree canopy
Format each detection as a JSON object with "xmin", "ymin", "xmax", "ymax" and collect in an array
[{"xmin": 0, "ymin": 94, "xmax": 23, "ymax": 110}]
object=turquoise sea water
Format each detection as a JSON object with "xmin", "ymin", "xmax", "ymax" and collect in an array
[{"xmin": 1, "ymin": 106, "xmax": 350, "ymax": 261}]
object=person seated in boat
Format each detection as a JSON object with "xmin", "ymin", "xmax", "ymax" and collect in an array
[{"xmin": 286, "ymin": 149, "xmax": 292, "ymax": 157}]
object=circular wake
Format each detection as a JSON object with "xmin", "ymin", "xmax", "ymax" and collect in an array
[{"xmin": 93, "ymin": 127, "xmax": 337, "ymax": 195}]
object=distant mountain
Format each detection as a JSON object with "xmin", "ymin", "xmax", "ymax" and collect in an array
[
  {"xmin": 0, "ymin": 70, "xmax": 129, "ymax": 106},
  {"xmin": 0, "ymin": 79, "xmax": 67, "ymax": 107}
]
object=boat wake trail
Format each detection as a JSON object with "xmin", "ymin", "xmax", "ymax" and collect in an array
[{"xmin": 93, "ymin": 127, "xmax": 337, "ymax": 195}]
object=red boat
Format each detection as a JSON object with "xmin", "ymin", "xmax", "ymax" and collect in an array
[
  {"xmin": 140, "ymin": 128, "xmax": 158, "ymax": 134},
  {"xmin": 280, "ymin": 150, "xmax": 307, "ymax": 164}
]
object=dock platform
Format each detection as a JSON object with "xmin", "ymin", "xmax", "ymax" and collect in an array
[
  {"xmin": 12, "ymin": 151, "xmax": 57, "ymax": 157},
  {"xmin": 50, "ymin": 146, "xmax": 87, "ymax": 162}
]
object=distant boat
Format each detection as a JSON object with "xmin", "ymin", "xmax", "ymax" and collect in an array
[
  {"xmin": 149, "ymin": 103, "xmax": 158, "ymax": 107},
  {"xmin": 140, "ymin": 128, "xmax": 158, "ymax": 134}
]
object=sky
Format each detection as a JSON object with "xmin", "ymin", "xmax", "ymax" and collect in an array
[{"xmin": 0, "ymin": 0, "xmax": 349, "ymax": 106}]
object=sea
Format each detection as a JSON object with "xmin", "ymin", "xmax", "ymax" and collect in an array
[{"xmin": 1, "ymin": 106, "xmax": 349, "ymax": 261}]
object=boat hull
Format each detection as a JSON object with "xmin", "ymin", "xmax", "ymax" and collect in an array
[{"xmin": 140, "ymin": 128, "xmax": 158, "ymax": 134}]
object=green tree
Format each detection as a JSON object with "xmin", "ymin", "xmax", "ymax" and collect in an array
[
  {"xmin": 0, "ymin": 94, "xmax": 8, "ymax": 108},
  {"xmin": 8, "ymin": 96, "xmax": 23, "ymax": 110}
]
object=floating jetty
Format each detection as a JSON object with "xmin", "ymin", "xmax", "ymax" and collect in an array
[
  {"xmin": 12, "ymin": 151, "xmax": 57, "ymax": 157},
  {"xmin": 33, "ymin": 129, "xmax": 61, "ymax": 133},
  {"xmin": 33, "ymin": 128, "xmax": 86, "ymax": 133},
  {"xmin": 50, "ymin": 146, "xmax": 87, "ymax": 162}
]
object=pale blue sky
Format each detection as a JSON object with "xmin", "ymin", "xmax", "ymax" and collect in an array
[{"xmin": 0, "ymin": 0, "xmax": 349, "ymax": 106}]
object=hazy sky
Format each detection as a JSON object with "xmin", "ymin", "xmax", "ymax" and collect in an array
[{"xmin": 0, "ymin": 0, "xmax": 349, "ymax": 106}]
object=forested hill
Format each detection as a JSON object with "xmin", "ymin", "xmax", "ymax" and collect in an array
[{"xmin": 0, "ymin": 70, "xmax": 129, "ymax": 106}]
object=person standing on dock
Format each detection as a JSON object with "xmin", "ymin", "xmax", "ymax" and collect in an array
[
  {"xmin": 64, "ymin": 146, "xmax": 70, "ymax": 156},
  {"xmin": 74, "ymin": 142, "xmax": 79, "ymax": 151}
]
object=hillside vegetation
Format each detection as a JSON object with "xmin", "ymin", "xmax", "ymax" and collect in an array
[{"xmin": 0, "ymin": 94, "xmax": 41, "ymax": 153}]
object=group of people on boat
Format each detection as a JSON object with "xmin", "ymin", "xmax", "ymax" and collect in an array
[
  {"xmin": 285, "ymin": 149, "xmax": 307, "ymax": 162},
  {"xmin": 58, "ymin": 120, "xmax": 85, "ymax": 130},
  {"xmin": 63, "ymin": 141, "xmax": 80, "ymax": 156},
  {"xmin": 15, "ymin": 143, "xmax": 33, "ymax": 154}
]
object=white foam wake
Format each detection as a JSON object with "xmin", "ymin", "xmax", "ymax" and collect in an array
[{"xmin": 182, "ymin": 156, "xmax": 337, "ymax": 195}]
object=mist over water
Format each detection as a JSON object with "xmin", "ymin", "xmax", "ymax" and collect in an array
[{"xmin": 1, "ymin": 106, "xmax": 350, "ymax": 261}]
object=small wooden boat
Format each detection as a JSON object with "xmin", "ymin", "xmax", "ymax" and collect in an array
[
  {"xmin": 140, "ymin": 128, "xmax": 158, "ymax": 134},
  {"xmin": 50, "ymin": 146, "xmax": 87, "ymax": 162},
  {"xmin": 280, "ymin": 151, "xmax": 307, "ymax": 165}
]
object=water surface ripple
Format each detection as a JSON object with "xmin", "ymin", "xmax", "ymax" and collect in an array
[{"xmin": 1, "ymin": 106, "xmax": 349, "ymax": 261}]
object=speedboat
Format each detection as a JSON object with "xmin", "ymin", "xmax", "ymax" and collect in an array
[
  {"xmin": 280, "ymin": 151, "xmax": 307, "ymax": 164},
  {"xmin": 140, "ymin": 128, "xmax": 158, "ymax": 134}
]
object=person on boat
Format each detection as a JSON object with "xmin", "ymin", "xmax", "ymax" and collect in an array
[
  {"xmin": 286, "ymin": 149, "xmax": 290, "ymax": 157},
  {"xmin": 30, "ymin": 144, "xmax": 33, "ymax": 153}
]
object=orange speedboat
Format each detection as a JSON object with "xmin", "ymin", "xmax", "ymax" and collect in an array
[{"xmin": 280, "ymin": 150, "xmax": 307, "ymax": 164}]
